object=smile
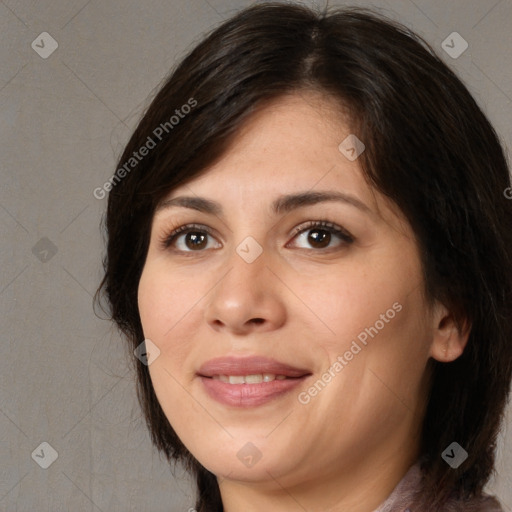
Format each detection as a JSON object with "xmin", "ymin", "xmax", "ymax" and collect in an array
[
  {"xmin": 212, "ymin": 374, "xmax": 288, "ymax": 384},
  {"xmin": 199, "ymin": 374, "xmax": 309, "ymax": 407}
]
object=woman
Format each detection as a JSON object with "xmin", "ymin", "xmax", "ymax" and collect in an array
[{"xmin": 96, "ymin": 3, "xmax": 512, "ymax": 511}]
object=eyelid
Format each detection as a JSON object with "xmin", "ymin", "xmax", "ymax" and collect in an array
[
  {"xmin": 159, "ymin": 223, "xmax": 217, "ymax": 249},
  {"xmin": 290, "ymin": 220, "xmax": 354, "ymax": 242},
  {"xmin": 158, "ymin": 219, "xmax": 355, "ymax": 252}
]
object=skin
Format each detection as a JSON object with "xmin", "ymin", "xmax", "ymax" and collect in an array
[{"xmin": 137, "ymin": 91, "xmax": 469, "ymax": 512}]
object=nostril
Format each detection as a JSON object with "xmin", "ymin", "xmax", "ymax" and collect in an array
[{"xmin": 251, "ymin": 318, "xmax": 264, "ymax": 325}]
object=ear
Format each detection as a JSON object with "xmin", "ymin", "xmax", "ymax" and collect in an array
[{"xmin": 428, "ymin": 302, "xmax": 471, "ymax": 363}]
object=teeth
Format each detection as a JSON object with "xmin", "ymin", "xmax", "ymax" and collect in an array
[
  {"xmin": 245, "ymin": 374, "xmax": 263, "ymax": 383},
  {"xmin": 212, "ymin": 374, "xmax": 289, "ymax": 384}
]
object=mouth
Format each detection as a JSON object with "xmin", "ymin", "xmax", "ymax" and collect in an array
[
  {"xmin": 211, "ymin": 374, "xmax": 290, "ymax": 384},
  {"xmin": 197, "ymin": 356, "xmax": 312, "ymax": 407}
]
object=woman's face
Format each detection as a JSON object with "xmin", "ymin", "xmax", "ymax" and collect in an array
[{"xmin": 138, "ymin": 92, "xmax": 457, "ymax": 492}]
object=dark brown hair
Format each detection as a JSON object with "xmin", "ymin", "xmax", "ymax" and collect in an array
[{"xmin": 96, "ymin": 3, "xmax": 512, "ymax": 510}]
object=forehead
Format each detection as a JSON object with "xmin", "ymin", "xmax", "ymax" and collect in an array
[
  {"xmin": 156, "ymin": 91, "xmax": 406, "ymax": 231},
  {"xmin": 166, "ymin": 92, "xmax": 364, "ymax": 196}
]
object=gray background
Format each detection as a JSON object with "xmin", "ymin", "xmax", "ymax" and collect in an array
[{"xmin": 1, "ymin": 0, "xmax": 511, "ymax": 510}]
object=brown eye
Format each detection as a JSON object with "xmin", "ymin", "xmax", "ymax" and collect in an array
[
  {"xmin": 162, "ymin": 224, "xmax": 221, "ymax": 252},
  {"xmin": 306, "ymin": 228, "xmax": 332, "ymax": 249},
  {"xmin": 290, "ymin": 221, "xmax": 354, "ymax": 251},
  {"xmin": 183, "ymin": 231, "xmax": 208, "ymax": 250}
]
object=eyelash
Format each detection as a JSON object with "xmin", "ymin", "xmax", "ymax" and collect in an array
[{"xmin": 159, "ymin": 220, "xmax": 354, "ymax": 253}]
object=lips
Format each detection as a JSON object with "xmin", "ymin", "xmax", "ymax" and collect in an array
[
  {"xmin": 197, "ymin": 356, "xmax": 312, "ymax": 407},
  {"xmin": 197, "ymin": 355, "xmax": 311, "ymax": 378}
]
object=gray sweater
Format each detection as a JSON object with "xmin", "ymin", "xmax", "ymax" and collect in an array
[{"xmin": 373, "ymin": 460, "xmax": 503, "ymax": 512}]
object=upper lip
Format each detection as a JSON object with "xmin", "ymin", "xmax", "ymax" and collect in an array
[{"xmin": 197, "ymin": 356, "xmax": 312, "ymax": 378}]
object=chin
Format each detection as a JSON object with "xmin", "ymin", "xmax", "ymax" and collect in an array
[{"xmin": 192, "ymin": 439, "xmax": 291, "ymax": 480}]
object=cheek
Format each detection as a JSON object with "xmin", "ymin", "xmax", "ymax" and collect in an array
[
  {"xmin": 297, "ymin": 266, "xmax": 409, "ymax": 355},
  {"xmin": 138, "ymin": 265, "xmax": 203, "ymax": 421},
  {"xmin": 138, "ymin": 268, "xmax": 165, "ymax": 339},
  {"xmin": 137, "ymin": 263, "xmax": 198, "ymax": 371},
  {"xmin": 299, "ymin": 254, "xmax": 430, "ymax": 395},
  {"xmin": 138, "ymin": 261, "xmax": 199, "ymax": 338}
]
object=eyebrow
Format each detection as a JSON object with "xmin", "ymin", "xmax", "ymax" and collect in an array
[{"xmin": 156, "ymin": 190, "xmax": 372, "ymax": 217}]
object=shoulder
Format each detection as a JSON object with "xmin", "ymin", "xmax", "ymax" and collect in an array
[
  {"xmin": 441, "ymin": 492, "xmax": 504, "ymax": 512},
  {"xmin": 374, "ymin": 460, "xmax": 505, "ymax": 512}
]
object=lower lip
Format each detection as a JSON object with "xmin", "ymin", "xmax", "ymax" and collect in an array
[{"xmin": 199, "ymin": 376, "xmax": 308, "ymax": 407}]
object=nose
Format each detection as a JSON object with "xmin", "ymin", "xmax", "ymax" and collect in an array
[{"xmin": 204, "ymin": 241, "xmax": 287, "ymax": 335}]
